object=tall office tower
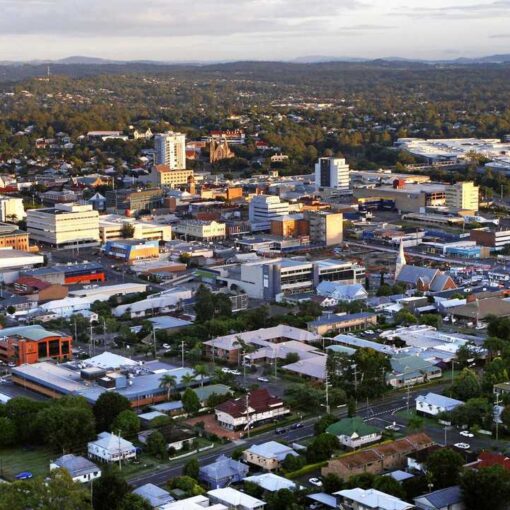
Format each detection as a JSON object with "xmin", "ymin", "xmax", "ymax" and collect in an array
[
  {"xmin": 249, "ymin": 195, "xmax": 290, "ymax": 231},
  {"xmin": 445, "ymin": 181, "xmax": 479, "ymax": 212},
  {"xmin": 154, "ymin": 132, "xmax": 186, "ymax": 169},
  {"xmin": 314, "ymin": 157, "xmax": 350, "ymax": 190}
]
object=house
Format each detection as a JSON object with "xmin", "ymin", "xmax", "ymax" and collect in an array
[
  {"xmin": 414, "ymin": 486, "xmax": 465, "ymax": 510},
  {"xmin": 326, "ymin": 417, "xmax": 382, "ymax": 449},
  {"xmin": 199, "ymin": 455, "xmax": 250, "ymax": 489},
  {"xmin": 215, "ymin": 388, "xmax": 289, "ymax": 431},
  {"xmin": 50, "ymin": 454, "xmax": 101, "ymax": 483},
  {"xmin": 242, "ymin": 441, "xmax": 298, "ymax": 471},
  {"xmin": 316, "ymin": 281, "xmax": 368, "ymax": 303},
  {"xmin": 307, "ymin": 312, "xmax": 378, "ymax": 336},
  {"xmin": 388, "ymin": 355, "xmax": 442, "ymax": 388},
  {"xmin": 208, "ymin": 487, "xmax": 265, "ymax": 510},
  {"xmin": 138, "ymin": 425, "xmax": 196, "ymax": 452},
  {"xmin": 161, "ymin": 494, "xmax": 228, "ymax": 510},
  {"xmin": 282, "ymin": 353, "xmax": 327, "ymax": 381},
  {"xmin": 322, "ymin": 433, "xmax": 434, "ymax": 480},
  {"xmin": 243, "ymin": 473, "xmax": 297, "ymax": 492},
  {"xmin": 87, "ymin": 432, "xmax": 137, "ymax": 463},
  {"xmin": 415, "ymin": 393, "xmax": 463, "ymax": 417},
  {"xmin": 471, "ymin": 451, "xmax": 510, "ymax": 471},
  {"xmin": 335, "ymin": 488, "xmax": 414, "ymax": 510},
  {"xmin": 132, "ymin": 483, "xmax": 175, "ymax": 509}
]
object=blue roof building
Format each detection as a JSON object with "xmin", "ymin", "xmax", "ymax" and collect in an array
[{"xmin": 199, "ymin": 455, "xmax": 249, "ymax": 489}]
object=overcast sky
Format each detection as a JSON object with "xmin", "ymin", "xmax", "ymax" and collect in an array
[{"xmin": 1, "ymin": 0, "xmax": 510, "ymax": 61}]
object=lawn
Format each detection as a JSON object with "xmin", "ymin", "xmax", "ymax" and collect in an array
[{"xmin": 0, "ymin": 446, "xmax": 55, "ymax": 481}]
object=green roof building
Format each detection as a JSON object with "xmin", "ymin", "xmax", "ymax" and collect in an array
[{"xmin": 326, "ymin": 417, "xmax": 382, "ymax": 449}]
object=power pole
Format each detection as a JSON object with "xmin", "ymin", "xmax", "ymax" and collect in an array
[
  {"xmin": 325, "ymin": 375, "xmax": 330, "ymax": 415},
  {"xmin": 245, "ymin": 393, "xmax": 251, "ymax": 438},
  {"xmin": 181, "ymin": 341, "xmax": 185, "ymax": 368},
  {"xmin": 89, "ymin": 324, "xmax": 93, "ymax": 357},
  {"xmin": 495, "ymin": 392, "xmax": 502, "ymax": 441},
  {"xmin": 153, "ymin": 329, "xmax": 157, "ymax": 358}
]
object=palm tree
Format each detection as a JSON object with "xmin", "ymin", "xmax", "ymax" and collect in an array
[
  {"xmin": 194, "ymin": 364, "xmax": 208, "ymax": 388},
  {"xmin": 159, "ymin": 374, "xmax": 177, "ymax": 401},
  {"xmin": 181, "ymin": 373, "xmax": 196, "ymax": 389}
]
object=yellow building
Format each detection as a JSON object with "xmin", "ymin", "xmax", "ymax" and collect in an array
[
  {"xmin": 98, "ymin": 215, "xmax": 172, "ymax": 243},
  {"xmin": 150, "ymin": 165, "xmax": 194, "ymax": 188},
  {"xmin": 173, "ymin": 220, "xmax": 226, "ymax": 241},
  {"xmin": 445, "ymin": 181, "xmax": 479, "ymax": 212}
]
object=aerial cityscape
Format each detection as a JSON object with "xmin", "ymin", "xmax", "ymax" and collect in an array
[{"xmin": 1, "ymin": 2, "xmax": 510, "ymax": 510}]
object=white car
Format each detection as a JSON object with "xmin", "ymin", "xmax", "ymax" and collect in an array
[
  {"xmin": 162, "ymin": 344, "xmax": 171, "ymax": 350},
  {"xmin": 454, "ymin": 442, "xmax": 471, "ymax": 450},
  {"xmin": 221, "ymin": 367, "xmax": 231, "ymax": 373},
  {"xmin": 460, "ymin": 431, "xmax": 474, "ymax": 438},
  {"xmin": 230, "ymin": 369, "xmax": 241, "ymax": 376},
  {"xmin": 309, "ymin": 478, "xmax": 323, "ymax": 487},
  {"xmin": 257, "ymin": 377, "xmax": 269, "ymax": 383}
]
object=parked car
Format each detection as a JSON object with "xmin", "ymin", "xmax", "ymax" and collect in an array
[
  {"xmin": 230, "ymin": 369, "xmax": 241, "ymax": 376},
  {"xmin": 257, "ymin": 377, "xmax": 269, "ymax": 383},
  {"xmin": 454, "ymin": 442, "xmax": 471, "ymax": 450},
  {"xmin": 162, "ymin": 343, "xmax": 171, "ymax": 350},
  {"xmin": 15, "ymin": 471, "xmax": 33, "ymax": 480},
  {"xmin": 460, "ymin": 431, "xmax": 474, "ymax": 438},
  {"xmin": 221, "ymin": 367, "xmax": 231, "ymax": 373},
  {"xmin": 309, "ymin": 478, "xmax": 323, "ymax": 487}
]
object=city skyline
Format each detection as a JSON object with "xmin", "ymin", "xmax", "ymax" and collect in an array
[{"xmin": 1, "ymin": 0, "xmax": 510, "ymax": 62}]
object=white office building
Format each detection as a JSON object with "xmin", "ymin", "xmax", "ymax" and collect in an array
[
  {"xmin": 154, "ymin": 131, "xmax": 186, "ymax": 169},
  {"xmin": 315, "ymin": 157, "xmax": 350, "ymax": 190},
  {"xmin": 0, "ymin": 196, "xmax": 25, "ymax": 222},
  {"xmin": 248, "ymin": 195, "xmax": 290, "ymax": 231}
]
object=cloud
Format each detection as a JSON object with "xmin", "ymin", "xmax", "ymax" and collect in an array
[
  {"xmin": 490, "ymin": 33, "xmax": 510, "ymax": 38},
  {"xmin": 396, "ymin": 0, "xmax": 510, "ymax": 19}
]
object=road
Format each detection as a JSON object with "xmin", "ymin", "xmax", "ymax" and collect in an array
[{"xmin": 128, "ymin": 382, "xmax": 498, "ymax": 488}]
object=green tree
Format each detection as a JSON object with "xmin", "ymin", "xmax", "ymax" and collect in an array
[
  {"xmin": 373, "ymin": 475, "xmax": 406, "ymax": 499},
  {"xmin": 322, "ymin": 473, "xmax": 344, "ymax": 493},
  {"xmin": 482, "ymin": 357, "xmax": 509, "ymax": 392},
  {"xmin": 0, "ymin": 417, "xmax": 16, "ymax": 447},
  {"xmin": 425, "ymin": 448, "xmax": 465, "ymax": 489},
  {"xmin": 167, "ymin": 476, "xmax": 205, "ymax": 496},
  {"xmin": 306, "ymin": 433, "xmax": 339, "ymax": 463},
  {"xmin": 450, "ymin": 368, "xmax": 481, "ymax": 401},
  {"xmin": 194, "ymin": 364, "xmax": 208, "ymax": 388},
  {"xmin": 112, "ymin": 410, "xmax": 140, "ymax": 438},
  {"xmin": 4, "ymin": 397, "xmax": 45, "ymax": 443},
  {"xmin": 183, "ymin": 457, "xmax": 200, "ymax": 479},
  {"xmin": 182, "ymin": 388, "xmax": 201, "ymax": 414},
  {"xmin": 92, "ymin": 466, "xmax": 130, "ymax": 510},
  {"xmin": 93, "ymin": 392, "xmax": 131, "ymax": 432},
  {"xmin": 159, "ymin": 374, "xmax": 177, "ymax": 401},
  {"xmin": 450, "ymin": 397, "xmax": 493, "ymax": 429},
  {"xmin": 314, "ymin": 414, "xmax": 337, "ymax": 435},
  {"xmin": 146, "ymin": 430, "xmax": 167, "ymax": 459},
  {"xmin": 118, "ymin": 494, "xmax": 153, "ymax": 510},
  {"xmin": 194, "ymin": 285, "xmax": 215, "ymax": 323},
  {"xmin": 407, "ymin": 414, "xmax": 424, "ymax": 432},
  {"xmin": 120, "ymin": 223, "xmax": 135, "ymax": 239},
  {"xmin": 461, "ymin": 465, "xmax": 510, "ymax": 510},
  {"xmin": 281, "ymin": 453, "xmax": 306, "ymax": 472}
]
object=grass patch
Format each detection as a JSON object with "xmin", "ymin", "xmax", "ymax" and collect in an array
[{"xmin": 0, "ymin": 446, "xmax": 55, "ymax": 481}]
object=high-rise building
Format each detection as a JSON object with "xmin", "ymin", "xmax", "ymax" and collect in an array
[
  {"xmin": 27, "ymin": 203, "xmax": 100, "ymax": 249},
  {"xmin": 0, "ymin": 196, "xmax": 25, "ymax": 222},
  {"xmin": 305, "ymin": 210, "xmax": 343, "ymax": 246},
  {"xmin": 248, "ymin": 195, "xmax": 290, "ymax": 231},
  {"xmin": 315, "ymin": 157, "xmax": 350, "ymax": 190},
  {"xmin": 154, "ymin": 131, "xmax": 186, "ymax": 169},
  {"xmin": 395, "ymin": 239, "xmax": 406, "ymax": 281},
  {"xmin": 445, "ymin": 181, "xmax": 479, "ymax": 212}
]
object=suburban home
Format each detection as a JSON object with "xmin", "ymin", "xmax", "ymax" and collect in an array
[
  {"xmin": 132, "ymin": 483, "xmax": 175, "ymax": 509},
  {"xmin": 335, "ymin": 488, "xmax": 414, "ymax": 510},
  {"xmin": 243, "ymin": 441, "xmax": 298, "ymax": 471},
  {"xmin": 208, "ymin": 487, "xmax": 266, "ymax": 510},
  {"xmin": 322, "ymin": 433, "xmax": 434, "ymax": 480},
  {"xmin": 50, "ymin": 454, "xmax": 101, "ymax": 483},
  {"xmin": 326, "ymin": 417, "xmax": 382, "ymax": 449},
  {"xmin": 215, "ymin": 388, "xmax": 289, "ymax": 431},
  {"xmin": 388, "ymin": 355, "xmax": 442, "ymax": 388},
  {"xmin": 161, "ymin": 494, "xmax": 228, "ymax": 510},
  {"xmin": 415, "ymin": 393, "xmax": 463, "ymax": 417},
  {"xmin": 138, "ymin": 425, "xmax": 196, "ymax": 452},
  {"xmin": 243, "ymin": 473, "xmax": 297, "ymax": 492},
  {"xmin": 414, "ymin": 485, "xmax": 465, "ymax": 510},
  {"xmin": 87, "ymin": 432, "xmax": 137, "ymax": 463},
  {"xmin": 199, "ymin": 455, "xmax": 250, "ymax": 489},
  {"xmin": 316, "ymin": 281, "xmax": 368, "ymax": 303}
]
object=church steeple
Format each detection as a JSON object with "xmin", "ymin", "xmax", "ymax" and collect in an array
[{"xmin": 395, "ymin": 239, "xmax": 407, "ymax": 281}]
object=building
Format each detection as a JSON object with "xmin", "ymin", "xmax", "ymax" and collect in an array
[
  {"xmin": 99, "ymin": 215, "xmax": 172, "ymax": 242},
  {"xmin": 316, "ymin": 282, "xmax": 368, "ymax": 303},
  {"xmin": 22, "ymin": 262, "xmax": 105, "ymax": 285},
  {"xmin": 0, "ymin": 325, "xmax": 72, "ymax": 365},
  {"xmin": 27, "ymin": 203, "xmax": 100, "ymax": 249},
  {"xmin": 13, "ymin": 276, "xmax": 68, "ymax": 303},
  {"xmin": 322, "ymin": 433, "xmax": 434, "ymax": 480},
  {"xmin": 105, "ymin": 189, "xmax": 164, "ymax": 214},
  {"xmin": 307, "ymin": 312, "xmax": 378, "ymax": 336},
  {"xmin": 132, "ymin": 484, "xmax": 174, "ymax": 508},
  {"xmin": 150, "ymin": 165, "xmax": 194, "ymax": 188},
  {"xmin": 470, "ymin": 228, "xmax": 510, "ymax": 249},
  {"xmin": 0, "ymin": 195, "xmax": 25, "ymax": 222},
  {"xmin": 0, "ymin": 223, "xmax": 30, "ymax": 251},
  {"xmin": 215, "ymin": 388, "xmax": 289, "ymax": 431},
  {"xmin": 315, "ymin": 157, "xmax": 350, "ymax": 190},
  {"xmin": 326, "ymin": 417, "xmax": 382, "ymax": 449},
  {"xmin": 154, "ymin": 132, "xmax": 186, "ymax": 169},
  {"xmin": 445, "ymin": 181, "xmax": 479, "ymax": 212},
  {"xmin": 414, "ymin": 486, "xmax": 465, "ymax": 510},
  {"xmin": 102, "ymin": 239, "xmax": 160, "ymax": 262},
  {"xmin": 173, "ymin": 220, "xmax": 226, "ymax": 241},
  {"xmin": 209, "ymin": 129, "xmax": 246, "ymax": 144},
  {"xmin": 210, "ymin": 139, "xmax": 235, "ymax": 163},
  {"xmin": 314, "ymin": 259, "xmax": 366, "ymax": 286},
  {"xmin": 305, "ymin": 210, "xmax": 343, "ymax": 246},
  {"xmin": 249, "ymin": 195, "xmax": 290, "ymax": 231},
  {"xmin": 88, "ymin": 432, "xmax": 137, "ymax": 463},
  {"xmin": 50, "ymin": 454, "xmax": 101, "ymax": 484},
  {"xmin": 415, "ymin": 393, "xmax": 463, "ymax": 417},
  {"xmin": 396, "ymin": 265, "xmax": 457, "ymax": 293},
  {"xmin": 242, "ymin": 441, "xmax": 298, "ymax": 471},
  {"xmin": 270, "ymin": 215, "xmax": 309, "ymax": 239},
  {"xmin": 199, "ymin": 455, "xmax": 249, "ymax": 489},
  {"xmin": 207, "ymin": 487, "xmax": 265, "ymax": 510},
  {"xmin": 335, "ymin": 488, "xmax": 414, "ymax": 510}
]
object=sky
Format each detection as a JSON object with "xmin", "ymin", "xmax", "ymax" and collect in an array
[{"xmin": 1, "ymin": 0, "xmax": 510, "ymax": 61}]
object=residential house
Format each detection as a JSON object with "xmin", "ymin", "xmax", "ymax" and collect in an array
[
  {"xmin": 415, "ymin": 393, "xmax": 463, "ymax": 417},
  {"xmin": 208, "ymin": 487, "xmax": 265, "ymax": 510},
  {"xmin": 161, "ymin": 494, "xmax": 227, "ymax": 510},
  {"xmin": 132, "ymin": 483, "xmax": 175, "ymax": 509},
  {"xmin": 388, "ymin": 355, "xmax": 442, "ymax": 388},
  {"xmin": 50, "ymin": 454, "xmax": 101, "ymax": 483},
  {"xmin": 199, "ymin": 455, "xmax": 249, "ymax": 489},
  {"xmin": 316, "ymin": 281, "xmax": 368, "ymax": 303},
  {"xmin": 326, "ymin": 417, "xmax": 382, "ymax": 449},
  {"xmin": 138, "ymin": 425, "xmax": 196, "ymax": 452},
  {"xmin": 215, "ymin": 388, "xmax": 289, "ymax": 431},
  {"xmin": 242, "ymin": 441, "xmax": 298, "ymax": 471},
  {"xmin": 322, "ymin": 433, "xmax": 434, "ymax": 480},
  {"xmin": 414, "ymin": 486, "xmax": 465, "ymax": 510},
  {"xmin": 87, "ymin": 432, "xmax": 137, "ymax": 463},
  {"xmin": 243, "ymin": 473, "xmax": 297, "ymax": 492},
  {"xmin": 335, "ymin": 488, "xmax": 414, "ymax": 510}
]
